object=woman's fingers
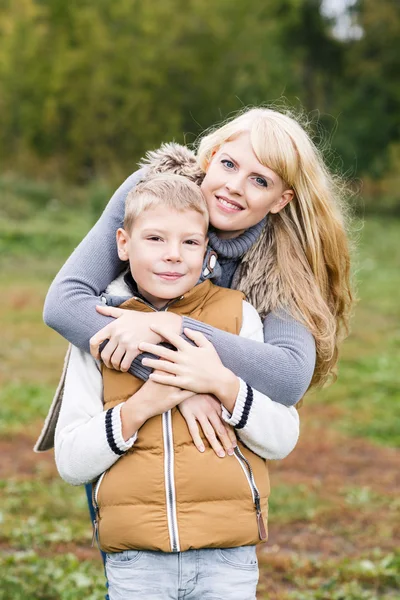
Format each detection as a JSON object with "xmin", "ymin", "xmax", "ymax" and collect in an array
[
  {"xmin": 143, "ymin": 359, "xmax": 180, "ymax": 375},
  {"xmin": 138, "ymin": 342, "xmax": 177, "ymax": 362},
  {"xmin": 95, "ymin": 305, "xmax": 126, "ymax": 318},
  {"xmin": 149, "ymin": 325, "xmax": 188, "ymax": 351},
  {"xmin": 149, "ymin": 371, "xmax": 182, "ymax": 387},
  {"xmin": 100, "ymin": 338, "xmax": 119, "ymax": 369},
  {"xmin": 90, "ymin": 324, "xmax": 113, "ymax": 358},
  {"xmin": 120, "ymin": 349, "xmax": 137, "ymax": 373},
  {"xmin": 183, "ymin": 328, "xmax": 210, "ymax": 348},
  {"xmin": 109, "ymin": 346, "xmax": 127, "ymax": 371}
]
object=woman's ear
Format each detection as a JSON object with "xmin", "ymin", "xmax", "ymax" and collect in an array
[
  {"xmin": 116, "ymin": 228, "xmax": 130, "ymax": 261},
  {"xmin": 270, "ymin": 189, "xmax": 294, "ymax": 214}
]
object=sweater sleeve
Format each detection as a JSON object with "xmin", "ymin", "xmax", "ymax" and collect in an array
[
  {"xmin": 220, "ymin": 302, "xmax": 300, "ymax": 459},
  {"xmin": 43, "ymin": 169, "xmax": 146, "ymax": 353},
  {"xmin": 181, "ymin": 307, "xmax": 315, "ymax": 407},
  {"xmin": 54, "ymin": 345, "xmax": 137, "ymax": 486}
]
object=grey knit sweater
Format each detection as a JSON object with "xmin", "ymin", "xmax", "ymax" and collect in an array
[{"xmin": 43, "ymin": 168, "xmax": 316, "ymax": 406}]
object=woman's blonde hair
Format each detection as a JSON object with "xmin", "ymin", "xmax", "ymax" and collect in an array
[{"xmin": 197, "ymin": 107, "xmax": 354, "ymax": 388}]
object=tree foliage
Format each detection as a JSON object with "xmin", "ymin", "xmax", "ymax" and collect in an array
[{"xmin": 0, "ymin": 0, "xmax": 398, "ymax": 194}]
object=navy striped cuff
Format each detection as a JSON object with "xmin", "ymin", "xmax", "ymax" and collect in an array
[
  {"xmin": 105, "ymin": 408, "xmax": 125, "ymax": 456},
  {"xmin": 235, "ymin": 384, "xmax": 253, "ymax": 430}
]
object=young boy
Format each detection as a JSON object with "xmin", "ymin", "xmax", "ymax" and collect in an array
[{"xmin": 55, "ymin": 174, "xmax": 299, "ymax": 600}]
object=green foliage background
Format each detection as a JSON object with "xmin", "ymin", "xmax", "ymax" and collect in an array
[
  {"xmin": 0, "ymin": 0, "xmax": 399, "ymax": 209},
  {"xmin": 1, "ymin": 2, "xmax": 399, "ymax": 598}
]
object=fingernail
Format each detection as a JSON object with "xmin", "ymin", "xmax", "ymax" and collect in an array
[
  {"xmin": 227, "ymin": 448, "xmax": 234, "ymax": 456},
  {"xmin": 199, "ymin": 445, "xmax": 205, "ymax": 453},
  {"xmin": 218, "ymin": 450, "xmax": 225, "ymax": 458}
]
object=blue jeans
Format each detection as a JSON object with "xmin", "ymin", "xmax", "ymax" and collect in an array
[
  {"xmin": 105, "ymin": 546, "xmax": 259, "ymax": 600},
  {"xmin": 85, "ymin": 484, "xmax": 109, "ymax": 599}
]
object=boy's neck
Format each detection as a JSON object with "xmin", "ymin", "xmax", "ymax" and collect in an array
[{"xmin": 124, "ymin": 271, "xmax": 178, "ymax": 310}]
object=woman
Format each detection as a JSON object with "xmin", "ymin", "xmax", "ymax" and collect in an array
[{"xmin": 43, "ymin": 106, "xmax": 352, "ymax": 452}]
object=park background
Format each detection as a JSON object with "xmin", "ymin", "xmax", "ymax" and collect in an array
[{"xmin": 0, "ymin": 1, "xmax": 399, "ymax": 598}]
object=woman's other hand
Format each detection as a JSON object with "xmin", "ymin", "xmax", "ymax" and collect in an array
[
  {"xmin": 178, "ymin": 394, "xmax": 237, "ymax": 458},
  {"xmin": 90, "ymin": 306, "xmax": 182, "ymax": 372}
]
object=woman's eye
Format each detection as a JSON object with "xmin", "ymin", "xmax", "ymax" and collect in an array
[
  {"xmin": 221, "ymin": 159, "xmax": 235, "ymax": 169},
  {"xmin": 254, "ymin": 176, "xmax": 268, "ymax": 187}
]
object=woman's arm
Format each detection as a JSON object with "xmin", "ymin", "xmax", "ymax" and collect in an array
[
  {"xmin": 181, "ymin": 310, "xmax": 316, "ymax": 406},
  {"xmin": 140, "ymin": 302, "xmax": 301, "ymax": 459},
  {"xmin": 43, "ymin": 169, "xmax": 145, "ymax": 353}
]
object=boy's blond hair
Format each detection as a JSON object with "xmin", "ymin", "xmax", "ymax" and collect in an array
[{"xmin": 124, "ymin": 174, "xmax": 208, "ymax": 233}]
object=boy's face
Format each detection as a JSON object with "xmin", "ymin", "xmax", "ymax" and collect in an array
[{"xmin": 117, "ymin": 205, "xmax": 208, "ymax": 309}]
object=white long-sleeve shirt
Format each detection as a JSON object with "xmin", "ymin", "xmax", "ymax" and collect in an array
[{"xmin": 55, "ymin": 300, "xmax": 300, "ymax": 486}]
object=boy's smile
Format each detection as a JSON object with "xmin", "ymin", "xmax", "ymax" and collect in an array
[{"xmin": 117, "ymin": 205, "xmax": 208, "ymax": 309}]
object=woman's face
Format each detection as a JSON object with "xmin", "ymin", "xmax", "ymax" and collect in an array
[{"xmin": 200, "ymin": 133, "xmax": 293, "ymax": 238}]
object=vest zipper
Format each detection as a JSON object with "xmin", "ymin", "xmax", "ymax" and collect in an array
[
  {"xmin": 233, "ymin": 446, "xmax": 267, "ymax": 541},
  {"xmin": 91, "ymin": 471, "xmax": 106, "ymax": 548},
  {"xmin": 162, "ymin": 409, "xmax": 180, "ymax": 552},
  {"xmin": 110, "ymin": 296, "xmax": 182, "ymax": 552}
]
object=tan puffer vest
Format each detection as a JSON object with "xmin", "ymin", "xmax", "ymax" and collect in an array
[{"xmin": 94, "ymin": 280, "xmax": 270, "ymax": 553}]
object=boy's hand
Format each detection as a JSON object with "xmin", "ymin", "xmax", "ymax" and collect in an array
[
  {"xmin": 178, "ymin": 394, "xmax": 237, "ymax": 458},
  {"xmin": 120, "ymin": 372, "xmax": 194, "ymax": 440},
  {"xmin": 90, "ymin": 307, "xmax": 182, "ymax": 372}
]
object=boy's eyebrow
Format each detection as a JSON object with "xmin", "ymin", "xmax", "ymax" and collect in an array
[
  {"xmin": 221, "ymin": 153, "xmax": 275, "ymax": 187},
  {"xmin": 141, "ymin": 228, "xmax": 206, "ymax": 237}
]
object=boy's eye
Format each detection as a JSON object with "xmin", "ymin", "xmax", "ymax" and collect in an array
[
  {"xmin": 147, "ymin": 236, "xmax": 163, "ymax": 242},
  {"xmin": 184, "ymin": 240, "xmax": 200, "ymax": 246},
  {"xmin": 221, "ymin": 159, "xmax": 235, "ymax": 169}
]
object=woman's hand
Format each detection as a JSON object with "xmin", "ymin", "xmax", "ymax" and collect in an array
[
  {"xmin": 178, "ymin": 394, "xmax": 237, "ymax": 458},
  {"xmin": 139, "ymin": 326, "xmax": 240, "ymax": 410},
  {"xmin": 89, "ymin": 306, "xmax": 182, "ymax": 372}
]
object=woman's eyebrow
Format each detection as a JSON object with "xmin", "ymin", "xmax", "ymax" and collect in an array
[{"xmin": 222, "ymin": 153, "xmax": 275, "ymax": 186}]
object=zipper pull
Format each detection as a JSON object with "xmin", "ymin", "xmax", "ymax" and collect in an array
[
  {"xmin": 255, "ymin": 495, "xmax": 267, "ymax": 540},
  {"xmin": 256, "ymin": 510, "xmax": 267, "ymax": 540},
  {"xmin": 91, "ymin": 517, "xmax": 99, "ymax": 548}
]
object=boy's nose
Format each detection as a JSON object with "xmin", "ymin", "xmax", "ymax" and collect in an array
[{"xmin": 164, "ymin": 244, "xmax": 182, "ymax": 262}]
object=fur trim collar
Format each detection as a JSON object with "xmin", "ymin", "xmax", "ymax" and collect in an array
[{"xmin": 138, "ymin": 142, "xmax": 205, "ymax": 186}]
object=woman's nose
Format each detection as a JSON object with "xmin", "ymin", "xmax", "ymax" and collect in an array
[{"xmin": 225, "ymin": 176, "xmax": 244, "ymax": 195}]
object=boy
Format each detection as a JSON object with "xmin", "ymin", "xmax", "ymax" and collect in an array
[{"xmin": 55, "ymin": 174, "xmax": 299, "ymax": 600}]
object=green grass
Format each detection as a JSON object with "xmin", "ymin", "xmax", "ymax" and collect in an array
[
  {"xmin": 1, "ymin": 208, "xmax": 399, "ymax": 599},
  {"xmin": 0, "ymin": 552, "xmax": 105, "ymax": 600},
  {"xmin": 308, "ymin": 218, "xmax": 400, "ymax": 447}
]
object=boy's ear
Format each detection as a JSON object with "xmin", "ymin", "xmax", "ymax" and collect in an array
[{"xmin": 116, "ymin": 228, "xmax": 130, "ymax": 261}]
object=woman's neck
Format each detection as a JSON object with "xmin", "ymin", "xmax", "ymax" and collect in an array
[{"xmin": 208, "ymin": 217, "xmax": 267, "ymax": 260}]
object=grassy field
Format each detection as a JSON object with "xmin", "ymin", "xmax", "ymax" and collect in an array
[{"xmin": 0, "ymin": 200, "xmax": 399, "ymax": 599}]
